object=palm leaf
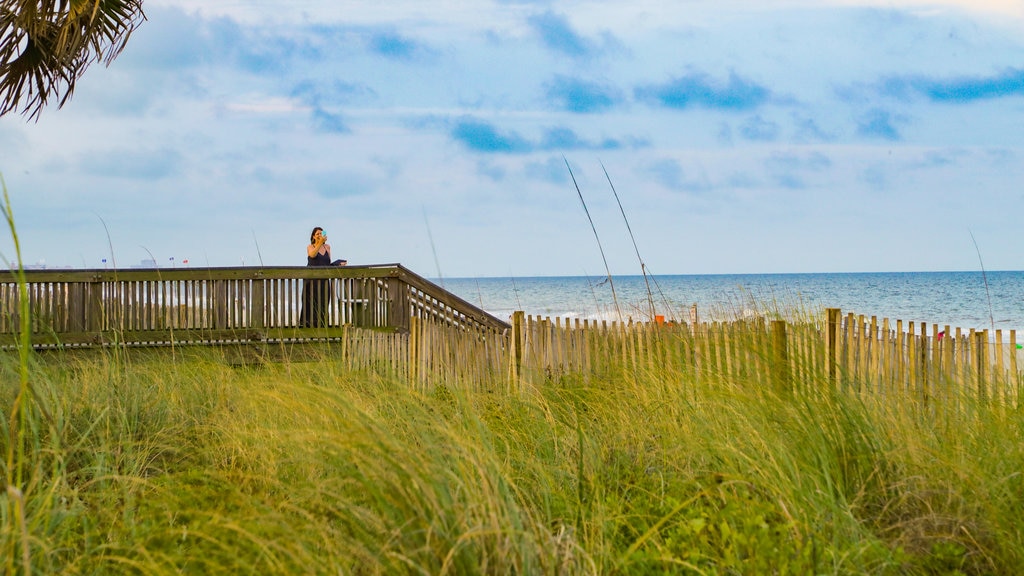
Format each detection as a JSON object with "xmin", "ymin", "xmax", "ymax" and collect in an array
[{"xmin": 0, "ymin": 0, "xmax": 145, "ymax": 119}]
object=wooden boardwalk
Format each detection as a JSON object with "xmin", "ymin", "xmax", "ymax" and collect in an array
[{"xmin": 0, "ymin": 264, "xmax": 508, "ymax": 348}]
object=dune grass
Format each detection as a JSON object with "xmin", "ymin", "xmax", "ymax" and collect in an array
[{"xmin": 0, "ymin": 339, "xmax": 1022, "ymax": 575}]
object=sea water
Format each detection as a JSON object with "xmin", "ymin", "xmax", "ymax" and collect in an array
[{"xmin": 437, "ymin": 271, "xmax": 1024, "ymax": 335}]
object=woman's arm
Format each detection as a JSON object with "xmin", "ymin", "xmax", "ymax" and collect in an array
[{"xmin": 306, "ymin": 236, "xmax": 327, "ymax": 258}]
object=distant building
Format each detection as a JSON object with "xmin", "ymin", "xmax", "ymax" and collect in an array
[{"xmin": 10, "ymin": 263, "xmax": 72, "ymax": 270}]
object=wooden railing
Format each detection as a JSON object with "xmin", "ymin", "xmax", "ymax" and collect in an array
[{"xmin": 0, "ymin": 264, "xmax": 509, "ymax": 348}]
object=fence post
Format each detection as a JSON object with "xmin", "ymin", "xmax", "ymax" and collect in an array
[
  {"xmin": 510, "ymin": 311, "xmax": 524, "ymax": 384},
  {"xmin": 995, "ymin": 329, "xmax": 1005, "ymax": 405},
  {"xmin": 772, "ymin": 320, "xmax": 790, "ymax": 394},
  {"xmin": 975, "ymin": 330, "xmax": 987, "ymax": 402},
  {"xmin": 409, "ymin": 315, "xmax": 419, "ymax": 386},
  {"xmin": 826, "ymin": 308, "xmax": 841, "ymax": 391},
  {"xmin": 1011, "ymin": 330, "xmax": 1019, "ymax": 410}
]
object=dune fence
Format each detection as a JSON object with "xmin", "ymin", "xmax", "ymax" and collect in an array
[{"xmin": 406, "ymin": 308, "xmax": 1021, "ymax": 406}]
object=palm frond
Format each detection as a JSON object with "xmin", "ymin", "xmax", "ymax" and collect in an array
[{"xmin": 0, "ymin": 0, "xmax": 145, "ymax": 119}]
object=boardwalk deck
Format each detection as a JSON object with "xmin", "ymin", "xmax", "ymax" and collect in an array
[{"xmin": 0, "ymin": 264, "xmax": 509, "ymax": 349}]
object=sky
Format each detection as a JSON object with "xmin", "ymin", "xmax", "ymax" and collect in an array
[{"xmin": 1, "ymin": 0, "xmax": 1023, "ymax": 277}]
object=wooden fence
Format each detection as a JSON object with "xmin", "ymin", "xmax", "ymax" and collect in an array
[{"xmin": 402, "ymin": 308, "xmax": 1021, "ymax": 404}]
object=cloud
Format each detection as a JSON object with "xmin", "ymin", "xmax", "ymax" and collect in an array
[
  {"xmin": 791, "ymin": 116, "xmax": 833, "ymax": 143},
  {"xmin": 543, "ymin": 75, "xmax": 624, "ymax": 113},
  {"xmin": 539, "ymin": 127, "xmax": 622, "ymax": 151},
  {"xmin": 448, "ymin": 117, "xmax": 637, "ymax": 154},
  {"xmin": 765, "ymin": 151, "xmax": 832, "ymax": 189},
  {"xmin": 78, "ymin": 148, "xmax": 183, "ymax": 180},
  {"xmin": 525, "ymin": 157, "xmax": 570, "ymax": 184},
  {"xmin": 739, "ymin": 115, "xmax": 781, "ymax": 141},
  {"xmin": 366, "ymin": 29, "xmax": 432, "ymax": 60},
  {"xmin": 527, "ymin": 11, "xmax": 606, "ymax": 60},
  {"xmin": 450, "ymin": 119, "xmax": 533, "ymax": 153},
  {"xmin": 860, "ymin": 164, "xmax": 889, "ymax": 191},
  {"xmin": 289, "ymin": 80, "xmax": 373, "ymax": 134},
  {"xmin": 118, "ymin": 6, "xmax": 209, "ymax": 69},
  {"xmin": 881, "ymin": 68, "xmax": 1024, "ymax": 103},
  {"xmin": 856, "ymin": 109, "xmax": 903, "ymax": 140},
  {"xmin": 308, "ymin": 169, "xmax": 376, "ymax": 199},
  {"xmin": 475, "ymin": 160, "xmax": 507, "ymax": 182},
  {"xmin": 642, "ymin": 158, "xmax": 711, "ymax": 193},
  {"xmin": 291, "ymin": 79, "xmax": 375, "ymax": 106},
  {"xmin": 0, "ymin": 124, "xmax": 27, "ymax": 158},
  {"xmin": 635, "ymin": 71, "xmax": 772, "ymax": 111},
  {"xmin": 311, "ymin": 107, "xmax": 351, "ymax": 134}
]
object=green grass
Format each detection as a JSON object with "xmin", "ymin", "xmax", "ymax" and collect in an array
[{"xmin": 1, "ymin": 342, "xmax": 1023, "ymax": 575}]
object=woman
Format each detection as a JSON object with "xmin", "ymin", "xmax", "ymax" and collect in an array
[
  {"xmin": 300, "ymin": 227, "xmax": 332, "ymax": 327},
  {"xmin": 307, "ymin": 226, "xmax": 332, "ymax": 266}
]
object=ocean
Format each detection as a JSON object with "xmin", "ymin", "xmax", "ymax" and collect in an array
[{"xmin": 437, "ymin": 271, "xmax": 1024, "ymax": 335}]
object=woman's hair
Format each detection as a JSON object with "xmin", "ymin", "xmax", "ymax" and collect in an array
[{"xmin": 309, "ymin": 227, "xmax": 323, "ymax": 244}]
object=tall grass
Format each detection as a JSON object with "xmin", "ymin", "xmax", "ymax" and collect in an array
[{"xmin": 0, "ymin": 338, "xmax": 1022, "ymax": 574}]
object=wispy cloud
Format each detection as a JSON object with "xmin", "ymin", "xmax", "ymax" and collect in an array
[
  {"xmin": 365, "ymin": 29, "xmax": 433, "ymax": 60},
  {"xmin": 765, "ymin": 151, "xmax": 832, "ymax": 189},
  {"xmin": 642, "ymin": 158, "xmax": 712, "ymax": 193},
  {"xmin": 527, "ymin": 11, "xmax": 609, "ymax": 60},
  {"xmin": 739, "ymin": 115, "xmax": 781, "ymax": 141},
  {"xmin": 539, "ymin": 127, "xmax": 622, "ymax": 150},
  {"xmin": 308, "ymin": 169, "xmax": 377, "ymax": 199},
  {"xmin": 525, "ymin": 156, "xmax": 571, "ymax": 184},
  {"xmin": 543, "ymin": 75, "xmax": 624, "ymax": 113},
  {"xmin": 450, "ymin": 119, "xmax": 533, "ymax": 153},
  {"xmin": 791, "ymin": 115, "xmax": 833, "ymax": 143},
  {"xmin": 290, "ymin": 80, "xmax": 372, "ymax": 133},
  {"xmin": 291, "ymin": 79, "xmax": 375, "ymax": 107},
  {"xmin": 79, "ymin": 148, "xmax": 183, "ymax": 180},
  {"xmin": 448, "ymin": 117, "xmax": 637, "ymax": 154},
  {"xmin": 856, "ymin": 108, "xmax": 903, "ymax": 140},
  {"xmin": 635, "ymin": 71, "xmax": 772, "ymax": 111},
  {"xmin": 881, "ymin": 68, "xmax": 1024, "ymax": 103},
  {"xmin": 311, "ymin": 107, "xmax": 350, "ymax": 134}
]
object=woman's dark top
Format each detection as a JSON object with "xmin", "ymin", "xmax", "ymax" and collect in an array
[{"xmin": 307, "ymin": 249, "xmax": 331, "ymax": 267}]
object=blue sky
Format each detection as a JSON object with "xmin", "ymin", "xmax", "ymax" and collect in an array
[{"xmin": 1, "ymin": 0, "xmax": 1023, "ymax": 277}]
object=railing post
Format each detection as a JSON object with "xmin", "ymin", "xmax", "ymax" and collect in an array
[
  {"xmin": 386, "ymin": 277, "xmax": 409, "ymax": 331},
  {"xmin": 826, "ymin": 308, "xmax": 841, "ymax": 391},
  {"xmin": 772, "ymin": 320, "xmax": 790, "ymax": 394},
  {"xmin": 68, "ymin": 282, "xmax": 86, "ymax": 332},
  {"xmin": 214, "ymin": 280, "xmax": 228, "ymax": 330},
  {"xmin": 251, "ymin": 278, "xmax": 265, "ymax": 332},
  {"xmin": 87, "ymin": 280, "xmax": 104, "ymax": 333}
]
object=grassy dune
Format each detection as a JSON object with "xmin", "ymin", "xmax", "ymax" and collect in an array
[{"xmin": 1, "ymin": 343, "xmax": 1023, "ymax": 575}]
